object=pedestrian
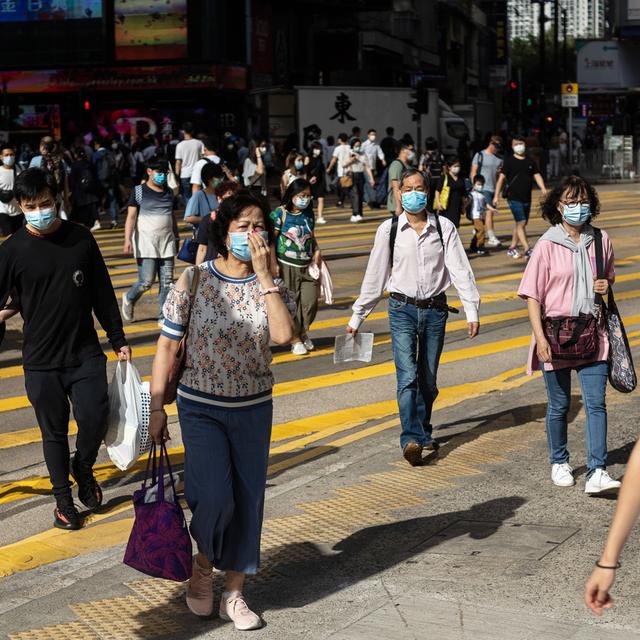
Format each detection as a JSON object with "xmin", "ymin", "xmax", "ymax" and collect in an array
[
  {"xmin": 470, "ymin": 135, "xmax": 503, "ymax": 247},
  {"xmin": 29, "ymin": 136, "xmax": 70, "ymax": 220},
  {"xmin": 387, "ymin": 142, "xmax": 415, "ymax": 216},
  {"xmin": 326, "ymin": 133, "xmax": 352, "ymax": 207},
  {"xmin": 380, "ymin": 126, "xmax": 397, "ymax": 165},
  {"xmin": 468, "ymin": 174, "xmax": 496, "ymax": 255},
  {"xmin": 0, "ymin": 144, "xmax": 23, "ymax": 237},
  {"xmin": 0, "ymin": 168, "xmax": 131, "ymax": 530},
  {"xmin": 548, "ymin": 130, "xmax": 561, "ymax": 179},
  {"xmin": 348, "ymin": 169, "xmax": 480, "ymax": 467},
  {"xmin": 281, "ymin": 150, "xmax": 307, "ymax": 196},
  {"xmin": 92, "ymin": 138, "xmax": 118, "ymax": 229},
  {"xmin": 68, "ymin": 147, "xmax": 101, "ymax": 229},
  {"xmin": 189, "ymin": 137, "xmax": 221, "ymax": 196},
  {"xmin": 122, "ymin": 156, "xmax": 178, "ymax": 325},
  {"xmin": 584, "ymin": 438, "xmax": 640, "ymax": 615},
  {"xmin": 148, "ymin": 191, "xmax": 294, "ymax": 629},
  {"xmin": 345, "ymin": 137, "xmax": 374, "ymax": 223},
  {"xmin": 242, "ymin": 141, "xmax": 266, "ymax": 196},
  {"xmin": 307, "ymin": 141, "xmax": 327, "ymax": 225},
  {"xmin": 434, "ymin": 156, "xmax": 466, "ymax": 228},
  {"xmin": 271, "ymin": 178, "xmax": 322, "ymax": 356},
  {"xmin": 518, "ymin": 175, "xmax": 621, "ymax": 495},
  {"xmin": 195, "ymin": 180, "xmax": 241, "ymax": 265},
  {"xmin": 418, "ymin": 137, "xmax": 446, "ymax": 211},
  {"xmin": 494, "ymin": 136, "xmax": 547, "ymax": 260},
  {"xmin": 184, "ymin": 161, "xmax": 223, "ymax": 231},
  {"xmin": 174, "ymin": 122, "xmax": 204, "ymax": 206},
  {"xmin": 361, "ymin": 129, "xmax": 386, "ymax": 207}
]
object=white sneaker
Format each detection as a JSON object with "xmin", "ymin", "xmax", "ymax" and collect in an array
[
  {"xmin": 302, "ymin": 335, "xmax": 314, "ymax": 351},
  {"xmin": 121, "ymin": 295, "xmax": 134, "ymax": 322},
  {"xmin": 486, "ymin": 237, "xmax": 502, "ymax": 248},
  {"xmin": 316, "ymin": 217, "xmax": 327, "ymax": 225},
  {"xmin": 551, "ymin": 462, "xmax": 575, "ymax": 487},
  {"xmin": 585, "ymin": 469, "xmax": 621, "ymax": 495},
  {"xmin": 219, "ymin": 591, "xmax": 263, "ymax": 630},
  {"xmin": 90, "ymin": 221, "xmax": 101, "ymax": 232},
  {"xmin": 350, "ymin": 215, "xmax": 360, "ymax": 223},
  {"xmin": 291, "ymin": 342, "xmax": 308, "ymax": 356}
]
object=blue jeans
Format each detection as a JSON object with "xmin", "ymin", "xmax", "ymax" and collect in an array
[
  {"xmin": 178, "ymin": 396, "xmax": 272, "ymax": 573},
  {"xmin": 542, "ymin": 361, "xmax": 608, "ymax": 474},
  {"xmin": 388, "ymin": 297, "xmax": 448, "ymax": 449},
  {"xmin": 125, "ymin": 257, "xmax": 174, "ymax": 320},
  {"xmin": 102, "ymin": 184, "xmax": 117, "ymax": 222},
  {"xmin": 181, "ymin": 177, "xmax": 192, "ymax": 206}
]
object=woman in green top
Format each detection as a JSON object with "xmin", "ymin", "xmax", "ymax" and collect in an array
[{"xmin": 271, "ymin": 178, "xmax": 322, "ymax": 356}]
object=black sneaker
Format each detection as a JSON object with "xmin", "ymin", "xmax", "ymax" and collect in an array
[
  {"xmin": 54, "ymin": 495, "xmax": 83, "ymax": 531},
  {"xmin": 424, "ymin": 440, "xmax": 440, "ymax": 452},
  {"xmin": 70, "ymin": 457, "xmax": 103, "ymax": 512}
]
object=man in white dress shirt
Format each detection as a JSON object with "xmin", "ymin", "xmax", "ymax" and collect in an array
[{"xmin": 347, "ymin": 169, "xmax": 480, "ymax": 466}]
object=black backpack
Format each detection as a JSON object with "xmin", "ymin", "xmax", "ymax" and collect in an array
[{"xmin": 97, "ymin": 150, "xmax": 116, "ymax": 183}]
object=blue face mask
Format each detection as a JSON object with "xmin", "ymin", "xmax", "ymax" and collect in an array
[
  {"xmin": 25, "ymin": 207, "xmax": 57, "ymax": 231},
  {"xmin": 401, "ymin": 190, "xmax": 428, "ymax": 214},
  {"xmin": 562, "ymin": 202, "xmax": 591, "ymax": 226},
  {"xmin": 152, "ymin": 172, "xmax": 167, "ymax": 186},
  {"xmin": 293, "ymin": 195, "xmax": 311, "ymax": 210},
  {"xmin": 294, "ymin": 161, "xmax": 304, "ymax": 170},
  {"xmin": 2, "ymin": 155, "xmax": 15, "ymax": 167},
  {"xmin": 228, "ymin": 231, "xmax": 269, "ymax": 262}
]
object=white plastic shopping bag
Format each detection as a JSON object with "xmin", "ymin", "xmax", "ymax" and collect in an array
[
  {"xmin": 308, "ymin": 260, "xmax": 334, "ymax": 305},
  {"xmin": 104, "ymin": 361, "xmax": 152, "ymax": 471},
  {"xmin": 334, "ymin": 333, "xmax": 374, "ymax": 364}
]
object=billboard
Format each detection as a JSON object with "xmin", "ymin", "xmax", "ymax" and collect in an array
[
  {"xmin": 576, "ymin": 40, "xmax": 640, "ymax": 91},
  {"xmin": 114, "ymin": 0, "xmax": 187, "ymax": 61},
  {"xmin": 0, "ymin": 0, "xmax": 102, "ymax": 21},
  {"xmin": 629, "ymin": 0, "xmax": 640, "ymax": 20}
]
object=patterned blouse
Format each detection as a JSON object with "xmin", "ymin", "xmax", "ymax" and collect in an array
[{"xmin": 161, "ymin": 262, "xmax": 294, "ymax": 409}]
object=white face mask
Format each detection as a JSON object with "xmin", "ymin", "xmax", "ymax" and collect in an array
[
  {"xmin": 513, "ymin": 144, "xmax": 526, "ymax": 155},
  {"xmin": 312, "ymin": 148, "xmax": 321, "ymax": 157},
  {"xmin": 368, "ymin": 135, "xmax": 376, "ymax": 142},
  {"xmin": 450, "ymin": 166, "xmax": 461, "ymax": 175}
]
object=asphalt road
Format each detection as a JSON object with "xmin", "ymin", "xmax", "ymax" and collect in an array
[{"xmin": 2, "ymin": 185, "xmax": 640, "ymax": 639}]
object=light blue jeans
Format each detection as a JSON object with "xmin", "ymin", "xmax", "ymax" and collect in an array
[
  {"xmin": 125, "ymin": 257, "xmax": 174, "ymax": 320},
  {"xmin": 388, "ymin": 297, "xmax": 448, "ymax": 449},
  {"xmin": 542, "ymin": 360, "xmax": 608, "ymax": 476}
]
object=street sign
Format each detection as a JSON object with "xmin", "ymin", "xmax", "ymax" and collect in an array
[
  {"xmin": 561, "ymin": 83, "xmax": 579, "ymax": 108},
  {"xmin": 561, "ymin": 94, "xmax": 578, "ymax": 107}
]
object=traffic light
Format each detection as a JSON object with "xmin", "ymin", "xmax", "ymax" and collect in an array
[
  {"xmin": 83, "ymin": 100, "xmax": 91, "ymax": 111},
  {"xmin": 407, "ymin": 86, "xmax": 429, "ymax": 121},
  {"xmin": 509, "ymin": 81, "xmax": 517, "ymax": 90}
]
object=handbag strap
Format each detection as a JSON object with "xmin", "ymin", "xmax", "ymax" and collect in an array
[
  {"xmin": 554, "ymin": 316, "xmax": 590, "ymax": 347},
  {"xmin": 161, "ymin": 441, "xmax": 179, "ymax": 502},
  {"xmin": 181, "ymin": 266, "xmax": 201, "ymax": 344},
  {"xmin": 141, "ymin": 443, "xmax": 158, "ymax": 490}
]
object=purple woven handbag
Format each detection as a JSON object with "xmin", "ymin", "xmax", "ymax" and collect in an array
[{"xmin": 124, "ymin": 442, "xmax": 193, "ymax": 582}]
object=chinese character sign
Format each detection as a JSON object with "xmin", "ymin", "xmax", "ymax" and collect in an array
[{"xmin": 329, "ymin": 92, "xmax": 356, "ymax": 124}]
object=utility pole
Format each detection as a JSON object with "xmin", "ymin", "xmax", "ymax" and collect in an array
[
  {"xmin": 553, "ymin": 0, "xmax": 560, "ymax": 88},
  {"xmin": 538, "ymin": 0, "xmax": 547, "ymax": 141},
  {"xmin": 562, "ymin": 8, "xmax": 568, "ymax": 82}
]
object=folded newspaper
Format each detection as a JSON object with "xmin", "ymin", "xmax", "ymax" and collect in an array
[{"xmin": 334, "ymin": 333, "xmax": 374, "ymax": 364}]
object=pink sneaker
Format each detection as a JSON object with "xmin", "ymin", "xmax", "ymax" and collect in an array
[
  {"xmin": 186, "ymin": 557, "xmax": 214, "ymax": 617},
  {"xmin": 219, "ymin": 591, "xmax": 263, "ymax": 630}
]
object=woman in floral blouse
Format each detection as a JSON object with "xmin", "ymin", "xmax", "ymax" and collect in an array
[{"xmin": 148, "ymin": 191, "xmax": 294, "ymax": 630}]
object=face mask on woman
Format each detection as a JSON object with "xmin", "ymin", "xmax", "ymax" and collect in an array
[
  {"xmin": 562, "ymin": 202, "xmax": 591, "ymax": 226},
  {"xmin": 25, "ymin": 207, "xmax": 57, "ymax": 231},
  {"xmin": 228, "ymin": 230, "xmax": 269, "ymax": 262},
  {"xmin": 352, "ymin": 146, "xmax": 361, "ymax": 153},
  {"xmin": 450, "ymin": 166, "xmax": 461, "ymax": 176},
  {"xmin": 2, "ymin": 155, "xmax": 15, "ymax": 167},
  {"xmin": 312, "ymin": 148, "xmax": 321, "ymax": 157},
  {"xmin": 152, "ymin": 172, "xmax": 167, "ymax": 186},
  {"xmin": 293, "ymin": 195, "xmax": 311, "ymax": 210},
  {"xmin": 259, "ymin": 146, "xmax": 267, "ymax": 154},
  {"xmin": 401, "ymin": 190, "xmax": 428, "ymax": 214},
  {"xmin": 294, "ymin": 160, "xmax": 304, "ymax": 170},
  {"xmin": 513, "ymin": 144, "xmax": 526, "ymax": 155}
]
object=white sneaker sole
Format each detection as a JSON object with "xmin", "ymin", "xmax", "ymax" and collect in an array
[
  {"xmin": 552, "ymin": 478, "xmax": 575, "ymax": 487},
  {"xmin": 186, "ymin": 594, "xmax": 214, "ymax": 618},
  {"xmin": 585, "ymin": 484, "xmax": 621, "ymax": 495},
  {"xmin": 219, "ymin": 611, "xmax": 263, "ymax": 630}
]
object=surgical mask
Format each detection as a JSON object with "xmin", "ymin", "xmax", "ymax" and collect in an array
[
  {"xmin": 25, "ymin": 207, "xmax": 57, "ymax": 231},
  {"xmin": 312, "ymin": 148, "xmax": 321, "ymax": 157},
  {"xmin": 211, "ymin": 177, "xmax": 223, "ymax": 189},
  {"xmin": 450, "ymin": 166, "xmax": 461, "ymax": 175},
  {"xmin": 294, "ymin": 160, "xmax": 304, "ymax": 170},
  {"xmin": 368, "ymin": 135, "xmax": 376, "ymax": 142},
  {"xmin": 513, "ymin": 144, "xmax": 526, "ymax": 155},
  {"xmin": 111, "ymin": 143, "xmax": 119, "ymax": 151},
  {"xmin": 474, "ymin": 184, "xmax": 484, "ymax": 192},
  {"xmin": 406, "ymin": 150, "xmax": 416, "ymax": 163},
  {"xmin": 562, "ymin": 202, "xmax": 591, "ymax": 226},
  {"xmin": 293, "ymin": 195, "xmax": 311, "ymax": 210},
  {"xmin": 352, "ymin": 146, "xmax": 361, "ymax": 153},
  {"xmin": 2, "ymin": 155, "xmax": 14, "ymax": 166},
  {"xmin": 228, "ymin": 231, "xmax": 269, "ymax": 262},
  {"xmin": 401, "ymin": 190, "xmax": 428, "ymax": 214},
  {"xmin": 152, "ymin": 172, "xmax": 167, "ymax": 186},
  {"xmin": 259, "ymin": 146, "xmax": 267, "ymax": 154}
]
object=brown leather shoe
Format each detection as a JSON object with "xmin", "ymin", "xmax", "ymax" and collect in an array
[{"xmin": 403, "ymin": 442, "xmax": 423, "ymax": 467}]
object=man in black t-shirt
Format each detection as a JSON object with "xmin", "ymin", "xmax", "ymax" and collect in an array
[
  {"xmin": 0, "ymin": 169, "xmax": 131, "ymax": 531},
  {"xmin": 494, "ymin": 135, "xmax": 547, "ymax": 259}
]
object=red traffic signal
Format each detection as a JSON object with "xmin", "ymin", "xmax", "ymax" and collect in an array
[
  {"xmin": 509, "ymin": 81, "xmax": 517, "ymax": 90},
  {"xmin": 83, "ymin": 100, "xmax": 91, "ymax": 111}
]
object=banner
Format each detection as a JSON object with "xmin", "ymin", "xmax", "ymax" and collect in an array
[{"xmin": 0, "ymin": 0, "xmax": 102, "ymax": 21}]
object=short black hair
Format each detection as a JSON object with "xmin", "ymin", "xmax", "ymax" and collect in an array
[
  {"xmin": 201, "ymin": 161, "xmax": 223, "ymax": 185},
  {"xmin": 338, "ymin": 133, "xmax": 348, "ymax": 143},
  {"xmin": 448, "ymin": 155, "xmax": 461, "ymax": 166},
  {"xmin": 367, "ymin": 129, "xmax": 376, "ymax": 135},
  {"xmin": 182, "ymin": 121, "xmax": 194, "ymax": 135},
  {"xmin": 146, "ymin": 155, "xmax": 169, "ymax": 173},
  {"xmin": 200, "ymin": 136, "xmax": 215, "ymax": 152},
  {"xmin": 214, "ymin": 180, "xmax": 241, "ymax": 199},
  {"xmin": 1, "ymin": 144, "xmax": 15, "ymax": 153},
  {"xmin": 541, "ymin": 175, "xmax": 600, "ymax": 226},
  {"xmin": 282, "ymin": 178, "xmax": 312, "ymax": 211},
  {"xmin": 399, "ymin": 141, "xmax": 414, "ymax": 151},
  {"xmin": 386, "ymin": 127, "xmax": 394, "ymax": 135},
  {"xmin": 14, "ymin": 167, "xmax": 59, "ymax": 203},
  {"xmin": 473, "ymin": 174, "xmax": 486, "ymax": 185},
  {"xmin": 209, "ymin": 190, "xmax": 274, "ymax": 259},
  {"xmin": 512, "ymin": 135, "xmax": 526, "ymax": 144}
]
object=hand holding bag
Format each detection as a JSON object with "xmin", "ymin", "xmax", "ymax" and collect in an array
[
  {"xmin": 594, "ymin": 228, "xmax": 637, "ymax": 393},
  {"xmin": 178, "ymin": 232, "xmax": 198, "ymax": 264},
  {"xmin": 542, "ymin": 313, "xmax": 599, "ymax": 361},
  {"xmin": 123, "ymin": 442, "xmax": 192, "ymax": 582}
]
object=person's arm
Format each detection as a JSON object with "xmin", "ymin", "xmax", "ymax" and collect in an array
[
  {"xmin": 255, "ymin": 149, "xmax": 265, "ymax": 177},
  {"xmin": 365, "ymin": 160, "xmax": 374, "ymax": 186},
  {"xmin": 585, "ymin": 439, "xmax": 640, "ymax": 615},
  {"xmin": 174, "ymin": 158, "xmax": 182, "ymax": 177},
  {"xmin": 493, "ymin": 173, "xmax": 506, "ymax": 207},
  {"xmin": 526, "ymin": 297, "xmax": 551, "ymax": 363},
  {"xmin": 346, "ymin": 222, "xmax": 393, "ymax": 335},
  {"xmin": 123, "ymin": 205, "xmax": 138, "ymax": 255},
  {"xmin": 326, "ymin": 157, "xmax": 336, "ymax": 173},
  {"xmin": 183, "ymin": 193, "xmax": 201, "ymax": 226},
  {"xmin": 533, "ymin": 172, "xmax": 546, "ymax": 194},
  {"xmin": 377, "ymin": 145, "xmax": 386, "ymax": 166},
  {"xmin": 89, "ymin": 236, "xmax": 131, "ymax": 361},
  {"xmin": 441, "ymin": 225, "xmax": 480, "ymax": 337},
  {"xmin": 172, "ymin": 210, "xmax": 180, "ymax": 252},
  {"xmin": 195, "ymin": 244, "xmax": 207, "ymax": 266}
]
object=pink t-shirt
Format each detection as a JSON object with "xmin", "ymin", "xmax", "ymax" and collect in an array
[{"xmin": 517, "ymin": 232, "xmax": 615, "ymax": 374}]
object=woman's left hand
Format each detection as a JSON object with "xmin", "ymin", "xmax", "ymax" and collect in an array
[
  {"xmin": 313, "ymin": 250, "xmax": 322, "ymax": 267},
  {"xmin": 594, "ymin": 279, "xmax": 609, "ymax": 295},
  {"xmin": 248, "ymin": 231, "xmax": 271, "ymax": 278}
]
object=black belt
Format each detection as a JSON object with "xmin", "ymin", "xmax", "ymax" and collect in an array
[{"xmin": 389, "ymin": 291, "xmax": 460, "ymax": 313}]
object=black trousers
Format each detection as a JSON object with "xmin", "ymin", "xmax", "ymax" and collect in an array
[
  {"xmin": 350, "ymin": 172, "xmax": 365, "ymax": 216},
  {"xmin": 24, "ymin": 354, "xmax": 109, "ymax": 500}
]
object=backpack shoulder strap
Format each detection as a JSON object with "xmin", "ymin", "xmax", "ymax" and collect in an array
[
  {"xmin": 434, "ymin": 212, "xmax": 445, "ymax": 248},
  {"xmin": 134, "ymin": 184, "xmax": 143, "ymax": 206},
  {"xmin": 389, "ymin": 218, "xmax": 399, "ymax": 267}
]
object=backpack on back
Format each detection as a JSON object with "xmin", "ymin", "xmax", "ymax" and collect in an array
[{"xmin": 97, "ymin": 150, "xmax": 116, "ymax": 183}]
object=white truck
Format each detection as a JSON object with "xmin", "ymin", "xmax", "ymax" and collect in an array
[{"xmin": 295, "ymin": 86, "xmax": 469, "ymax": 159}]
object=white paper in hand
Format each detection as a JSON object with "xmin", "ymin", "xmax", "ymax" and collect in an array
[{"xmin": 334, "ymin": 333, "xmax": 374, "ymax": 364}]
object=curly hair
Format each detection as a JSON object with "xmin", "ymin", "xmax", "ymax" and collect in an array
[
  {"xmin": 540, "ymin": 175, "xmax": 600, "ymax": 225},
  {"xmin": 208, "ymin": 190, "xmax": 274, "ymax": 259}
]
